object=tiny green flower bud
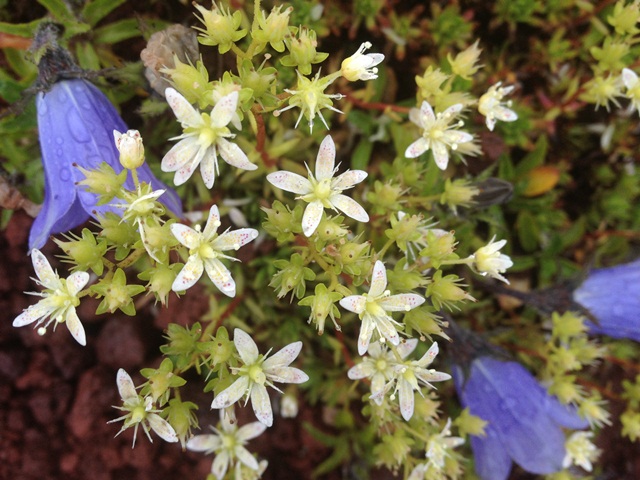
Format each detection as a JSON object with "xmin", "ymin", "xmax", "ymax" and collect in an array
[
  {"xmin": 299, "ymin": 284, "xmax": 342, "ymax": 334},
  {"xmin": 204, "ymin": 327, "xmax": 235, "ymax": 367},
  {"xmin": 54, "ymin": 228, "xmax": 107, "ymax": 276},
  {"xmin": 580, "ymin": 75, "xmax": 622, "ymax": 110},
  {"xmin": 621, "ymin": 410, "xmax": 640, "ymax": 441},
  {"xmin": 415, "ymin": 66, "xmax": 449, "ymax": 105},
  {"xmin": 271, "ymin": 253, "xmax": 316, "ymax": 299},
  {"xmin": 315, "ymin": 216, "xmax": 349, "ymax": 243},
  {"xmin": 366, "ymin": 181, "xmax": 402, "ymax": 214},
  {"xmin": 440, "ymin": 178, "xmax": 479, "ymax": 213},
  {"xmin": 76, "ymin": 162, "xmax": 127, "ymax": 205},
  {"xmin": 114, "ymin": 129, "xmax": 145, "ymax": 169},
  {"xmin": 238, "ymin": 58, "xmax": 277, "ymax": 104},
  {"xmin": 160, "ymin": 323, "xmax": 203, "ymax": 370},
  {"xmin": 336, "ymin": 240, "xmax": 370, "ymax": 276},
  {"xmin": 426, "ymin": 270, "xmax": 475, "ymax": 311},
  {"xmin": 262, "ymin": 201, "xmax": 302, "ymax": 242},
  {"xmin": 161, "ymin": 56, "xmax": 211, "ymax": 108},
  {"xmin": 141, "ymin": 358, "xmax": 187, "ymax": 406},
  {"xmin": 419, "ymin": 230, "xmax": 458, "ymax": 269},
  {"xmin": 253, "ymin": 5, "xmax": 294, "ymax": 53},
  {"xmin": 166, "ymin": 398, "xmax": 199, "ymax": 449},
  {"xmin": 98, "ymin": 212, "xmax": 138, "ymax": 258},
  {"xmin": 281, "ymin": 27, "xmax": 328, "ymax": 75},
  {"xmin": 447, "ymin": 40, "xmax": 482, "ymax": 80},
  {"xmin": 193, "ymin": 2, "xmax": 247, "ymax": 54},
  {"xmin": 608, "ymin": 0, "xmax": 640, "ymax": 35},
  {"xmin": 92, "ymin": 268, "xmax": 145, "ymax": 316},
  {"xmin": 138, "ymin": 263, "xmax": 181, "ymax": 306}
]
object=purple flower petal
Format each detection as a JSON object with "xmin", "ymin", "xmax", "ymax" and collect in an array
[
  {"xmin": 30, "ymin": 78, "xmax": 182, "ymax": 249},
  {"xmin": 453, "ymin": 357, "xmax": 587, "ymax": 480},
  {"xmin": 573, "ymin": 260, "xmax": 640, "ymax": 342}
]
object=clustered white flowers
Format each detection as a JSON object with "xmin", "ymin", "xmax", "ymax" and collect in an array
[
  {"xmin": 339, "ymin": 260, "xmax": 425, "ymax": 355},
  {"xmin": 267, "ymin": 134, "xmax": 369, "ymax": 236},
  {"xmin": 348, "ymin": 339, "xmax": 451, "ymax": 420}
]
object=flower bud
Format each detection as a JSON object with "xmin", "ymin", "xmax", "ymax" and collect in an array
[
  {"xmin": 76, "ymin": 162, "xmax": 127, "ymax": 205},
  {"xmin": 447, "ymin": 40, "xmax": 482, "ymax": 80},
  {"xmin": 54, "ymin": 228, "xmax": 107, "ymax": 275},
  {"xmin": 281, "ymin": 27, "xmax": 328, "ymax": 75},
  {"xmin": 299, "ymin": 283, "xmax": 342, "ymax": 334},
  {"xmin": 114, "ymin": 129, "xmax": 145, "ymax": 169},
  {"xmin": 440, "ymin": 178, "xmax": 479, "ymax": 213},
  {"xmin": 281, "ymin": 391, "xmax": 299, "ymax": 418},
  {"xmin": 426, "ymin": 270, "xmax": 475, "ymax": 310},
  {"xmin": 193, "ymin": 2, "xmax": 247, "ymax": 54}
]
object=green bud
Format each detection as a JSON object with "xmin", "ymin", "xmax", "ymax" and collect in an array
[
  {"xmin": 548, "ymin": 374, "xmax": 582, "ymax": 404},
  {"xmin": 315, "ymin": 216, "xmax": 349, "ymax": 243},
  {"xmin": 140, "ymin": 358, "xmax": 186, "ymax": 406},
  {"xmin": 193, "ymin": 3, "xmax": 247, "ymax": 54},
  {"xmin": 426, "ymin": 270, "xmax": 474, "ymax": 311},
  {"xmin": 238, "ymin": 58, "xmax": 277, "ymax": 105},
  {"xmin": 419, "ymin": 230, "xmax": 458, "ymax": 269},
  {"xmin": 271, "ymin": 253, "xmax": 316, "ymax": 299},
  {"xmin": 140, "ymin": 220, "xmax": 178, "ymax": 265},
  {"xmin": 138, "ymin": 263, "xmax": 181, "ymax": 306},
  {"xmin": 76, "ymin": 162, "xmax": 127, "ymax": 205},
  {"xmin": 262, "ymin": 201, "xmax": 302, "ymax": 243},
  {"xmin": 385, "ymin": 212, "xmax": 423, "ymax": 253},
  {"xmin": 299, "ymin": 284, "xmax": 342, "ymax": 334},
  {"xmin": 335, "ymin": 240, "xmax": 370, "ymax": 276},
  {"xmin": 386, "ymin": 260, "xmax": 426, "ymax": 291},
  {"xmin": 203, "ymin": 326, "xmax": 235, "ymax": 367},
  {"xmin": 98, "ymin": 212, "xmax": 138, "ymax": 260},
  {"xmin": 253, "ymin": 5, "xmax": 294, "ymax": 53},
  {"xmin": 590, "ymin": 37, "xmax": 629, "ymax": 72},
  {"xmin": 608, "ymin": 0, "xmax": 640, "ymax": 36},
  {"xmin": 366, "ymin": 181, "xmax": 402, "ymax": 214},
  {"xmin": 166, "ymin": 398, "xmax": 199, "ymax": 449},
  {"xmin": 54, "ymin": 228, "xmax": 107, "ymax": 275},
  {"xmin": 280, "ymin": 27, "xmax": 328, "ymax": 75},
  {"xmin": 92, "ymin": 268, "xmax": 145, "ymax": 316},
  {"xmin": 447, "ymin": 40, "xmax": 482, "ymax": 80},
  {"xmin": 621, "ymin": 410, "xmax": 640, "ymax": 442},
  {"xmin": 375, "ymin": 430, "xmax": 413, "ymax": 469},
  {"xmin": 580, "ymin": 75, "xmax": 622, "ymax": 110},
  {"xmin": 160, "ymin": 323, "xmax": 203, "ymax": 370},
  {"xmin": 454, "ymin": 408, "xmax": 487, "ymax": 437},
  {"xmin": 440, "ymin": 178, "xmax": 479, "ymax": 213},
  {"xmin": 161, "ymin": 56, "xmax": 212, "ymax": 109},
  {"xmin": 415, "ymin": 66, "xmax": 449, "ymax": 105}
]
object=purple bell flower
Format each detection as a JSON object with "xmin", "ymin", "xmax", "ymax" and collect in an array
[
  {"xmin": 30, "ymin": 77, "xmax": 182, "ymax": 250},
  {"xmin": 452, "ymin": 357, "xmax": 588, "ymax": 480},
  {"xmin": 573, "ymin": 259, "xmax": 640, "ymax": 342}
]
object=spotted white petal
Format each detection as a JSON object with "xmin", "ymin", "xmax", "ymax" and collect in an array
[
  {"xmin": 347, "ymin": 362, "xmax": 377, "ymax": 380},
  {"xmin": 432, "ymin": 141, "xmax": 449, "ymax": 170},
  {"xmin": 32, "ymin": 249, "xmax": 59, "ymax": 290},
  {"xmin": 212, "ymin": 452, "xmax": 231, "ymax": 479},
  {"xmin": 398, "ymin": 379, "xmax": 415, "ymax": 421},
  {"xmin": 443, "ymin": 130, "xmax": 474, "ymax": 145},
  {"xmin": 398, "ymin": 338, "xmax": 419, "ymax": 358},
  {"xmin": 66, "ymin": 309, "xmax": 86, "ymax": 346},
  {"xmin": 217, "ymin": 137, "xmax": 257, "ymax": 171},
  {"xmin": 302, "ymin": 200, "xmax": 324, "ymax": 236},
  {"xmin": 234, "ymin": 328, "xmax": 260, "ymax": 364},
  {"xmin": 266, "ymin": 171, "xmax": 312, "ymax": 195},
  {"xmin": 204, "ymin": 258, "xmax": 236, "ymax": 297},
  {"xmin": 368, "ymin": 260, "xmax": 388, "ymax": 297},
  {"xmin": 443, "ymin": 103, "xmax": 464, "ymax": 116},
  {"xmin": 202, "ymin": 205, "xmax": 221, "ymax": 239},
  {"xmin": 492, "ymin": 105, "xmax": 518, "ymax": 122},
  {"xmin": 378, "ymin": 293, "xmax": 425, "ymax": 312},
  {"xmin": 315, "ymin": 135, "xmax": 336, "ymax": 181},
  {"xmin": 165, "ymin": 87, "xmax": 201, "ymax": 126},
  {"xmin": 417, "ymin": 341, "xmax": 439, "ymax": 366},
  {"xmin": 200, "ymin": 146, "xmax": 218, "ymax": 189},
  {"xmin": 13, "ymin": 302, "xmax": 50, "ymax": 327},
  {"xmin": 405, "ymin": 137, "xmax": 429, "ymax": 158},
  {"xmin": 172, "ymin": 255, "xmax": 204, "ymax": 291},
  {"xmin": 173, "ymin": 148, "xmax": 204, "ymax": 185},
  {"xmin": 161, "ymin": 136, "xmax": 200, "ymax": 172},
  {"xmin": 265, "ymin": 367, "xmax": 309, "ymax": 384},
  {"xmin": 338, "ymin": 295, "xmax": 366, "ymax": 314},
  {"xmin": 235, "ymin": 445, "xmax": 260, "ymax": 471},
  {"xmin": 148, "ymin": 413, "xmax": 178, "ymax": 443},
  {"xmin": 116, "ymin": 369, "xmax": 137, "ymax": 401},
  {"xmin": 66, "ymin": 271, "xmax": 90, "ymax": 296},
  {"xmin": 357, "ymin": 315, "xmax": 376, "ymax": 355},
  {"xmin": 237, "ymin": 422, "xmax": 268, "ymax": 442},
  {"xmin": 211, "ymin": 375, "xmax": 250, "ymax": 409},
  {"xmin": 375, "ymin": 315, "xmax": 400, "ymax": 346},
  {"xmin": 250, "ymin": 384, "xmax": 273, "ymax": 427},
  {"xmin": 211, "ymin": 91, "xmax": 238, "ymax": 128},
  {"xmin": 213, "ymin": 228, "xmax": 259, "ymax": 251},
  {"xmin": 170, "ymin": 223, "xmax": 200, "ymax": 249},
  {"xmin": 329, "ymin": 194, "xmax": 369, "ymax": 222},
  {"xmin": 332, "ymin": 170, "xmax": 368, "ymax": 190},
  {"xmin": 263, "ymin": 341, "xmax": 302, "ymax": 370},
  {"xmin": 186, "ymin": 434, "xmax": 221, "ymax": 452}
]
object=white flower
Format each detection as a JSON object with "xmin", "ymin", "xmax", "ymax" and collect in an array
[
  {"xmin": 348, "ymin": 340, "xmax": 416, "ymax": 404},
  {"xmin": 13, "ymin": 249, "xmax": 88, "ymax": 346},
  {"xmin": 108, "ymin": 369, "xmax": 178, "ymax": 447},
  {"xmin": 471, "ymin": 235, "xmax": 513, "ymax": 284},
  {"xmin": 405, "ymin": 101, "xmax": 473, "ymax": 170},
  {"xmin": 341, "ymin": 41, "xmax": 385, "ymax": 81},
  {"xmin": 562, "ymin": 431, "xmax": 599, "ymax": 472},
  {"xmin": 187, "ymin": 410, "xmax": 266, "ymax": 480},
  {"xmin": 339, "ymin": 260, "xmax": 425, "ymax": 355},
  {"xmin": 391, "ymin": 342, "xmax": 451, "ymax": 420},
  {"xmin": 266, "ymin": 135, "xmax": 369, "ymax": 236},
  {"xmin": 425, "ymin": 418, "xmax": 464, "ymax": 470},
  {"xmin": 162, "ymin": 89, "xmax": 257, "ymax": 188},
  {"xmin": 621, "ymin": 68, "xmax": 640, "ymax": 114},
  {"xmin": 211, "ymin": 329, "xmax": 309, "ymax": 427},
  {"xmin": 171, "ymin": 205, "xmax": 258, "ymax": 295},
  {"xmin": 478, "ymin": 82, "xmax": 518, "ymax": 131}
]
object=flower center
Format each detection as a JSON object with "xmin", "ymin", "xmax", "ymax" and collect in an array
[
  {"xmin": 248, "ymin": 364, "xmax": 266, "ymax": 385},
  {"xmin": 314, "ymin": 179, "xmax": 332, "ymax": 200}
]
